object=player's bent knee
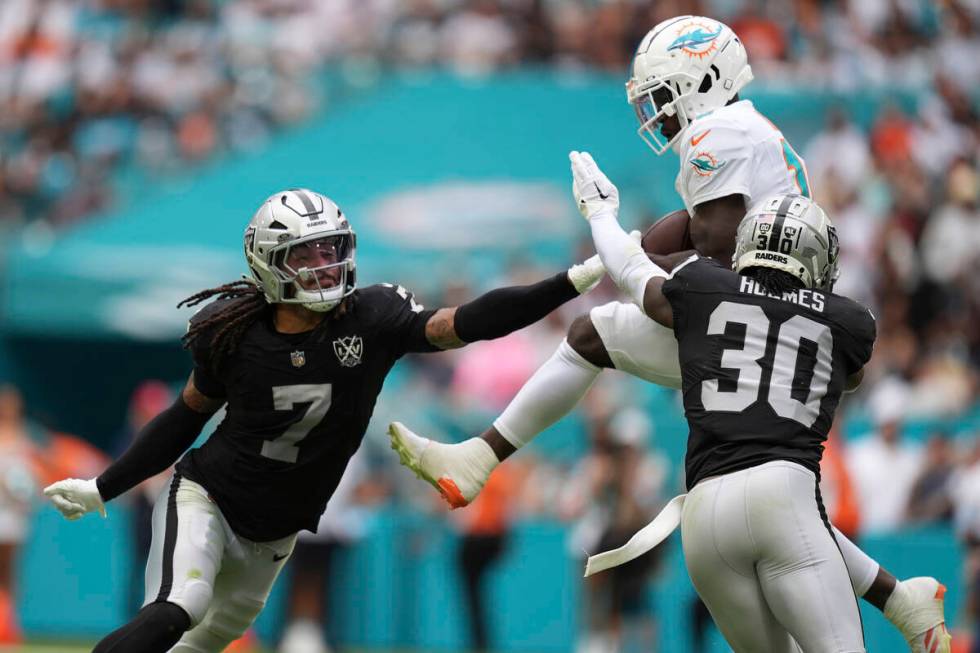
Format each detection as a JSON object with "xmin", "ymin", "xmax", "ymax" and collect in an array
[
  {"xmin": 212, "ymin": 595, "xmax": 264, "ymax": 638},
  {"xmin": 567, "ymin": 315, "xmax": 614, "ymax": 368},
  {"xmin": 174, "ymin": 578, "xmax": 215, "ymax": 628}
]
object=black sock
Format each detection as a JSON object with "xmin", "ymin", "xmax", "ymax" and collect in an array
[{"xmin": 93, "ymin": 601, "xmax": 191, "ymax": 653}]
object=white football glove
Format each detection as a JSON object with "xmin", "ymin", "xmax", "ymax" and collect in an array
[
  {"xmin": 44, "ymin": 478, "xmax": 106, "ymax": 521},
  {"xmin": 570, "ymin": 151, "xmax": 619, "ymax": 221},
  {"xmin": 566, "ymin": 230, "xmax": 642, "ymax": 294}
]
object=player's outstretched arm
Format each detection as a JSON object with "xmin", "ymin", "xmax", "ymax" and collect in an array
[
  {"xmin": 569, "ymin": 150, "xmax": 674, "ymax": 327},
  {"xmin": 422, "ymin": 255, "xmax": 607, "ymax": 350},
  {"xmin": 43, "ymin": 373, "xmax": 223, "ymax": 521}
]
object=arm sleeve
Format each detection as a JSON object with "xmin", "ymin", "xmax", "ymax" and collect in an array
[
  {"xmin": 96, "ymin": 394, "xmax": 217, "ymax": 502},
  {"xmin": 588, "ymin": 212, "xmax": 669, "ymax": 307},
  {"xmin": 452, "ymin": 271, "xmax": 579, "ymax": 343},
  {"xmin": 679, "ymin": 125, "xmax": 754, "ymax": 210}
]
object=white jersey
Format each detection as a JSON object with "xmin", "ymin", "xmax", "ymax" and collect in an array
[
  {"xmin": 675, "ymin": 100, "xmax": 811, "ymax": 216},
  {"xmin": 590, "ymin": 101, "xmax": 815, "ymax": 391}
]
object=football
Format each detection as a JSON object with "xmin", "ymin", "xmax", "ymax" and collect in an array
[{"xmin": 641, "ymin": 209, "xmax": 693, "ymax": 255}]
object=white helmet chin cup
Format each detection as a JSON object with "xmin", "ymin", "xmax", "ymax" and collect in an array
[
  {"xmin": 627, "ymin": 16, "xmax": 753, "ymax": 155},
  {"xmin": 243, "ymin": 188, "xmax": 357, "ymax": 312}
]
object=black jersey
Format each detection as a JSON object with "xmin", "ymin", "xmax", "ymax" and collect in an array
[
  {"xmin": 175, "ymin": 283, "xmax": 438, "ymax": 542},
  {"xmin": 661, "ymin": 257, "xmax": 875, "ymax": 489}
]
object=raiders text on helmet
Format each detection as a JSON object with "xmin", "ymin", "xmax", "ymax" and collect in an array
[
  {"xmin": 244, "ymin": 189, "xmax": 357, "ymax": 312},
  {"xmin": 733, "ymin": 194, "xmax": 840, "ymax": 291},
  {"xmin": 627, "ymin": 16, "xmax": 753, "ymax": 154}
]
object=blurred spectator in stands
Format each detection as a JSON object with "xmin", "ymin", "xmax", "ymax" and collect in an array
[
  {"xmin": 911, "ymin": 76, "xmax": 977, "ymax": 178},
  {"xmin": 279, "ymin": 448, "xmax": 387, "ymax": 653},
  {"xmin": 114, "ymin": 380, "xmax": 174, "ymax": 615},
  {"xmin": 454, "ymin": 460, "xmax": 521, "ymax": 653},
  {"xmin": 388, "ymin": 0, "xmax": 443, "ymax": 68},
  {"xmin": 439, "ymin": 0, "xmax": 518, "ymax": 77},
  {"xmin": 584, "ymin": 1, "xmax": 632, "ymax": 71},
  {"xmin": 820, "ymin": 423, "xmax": 861, "ymax": 539},
  {"xmin": 949, "ymin": 435, "xmax": 980, "ymax": 652},
  {"xmin": 935, "ymin": 1, "xmax": 980, "ymax": 95},
  {"xmin": 730, "ymin": 5, "xmax": 788, "ymax": 73},
  {"xmin": 450, "ymin": 330, "xmax": 539, "ymax": 415},
  {"xmin": 870, "ymin": 104, "xmax": 915, "ymax": 171},
  {"xmin": 805, "ymin": 108, "xmax": 872, "ymax": 197},
  {"xmin": 904, "ymin": 431, "xmax": 956, "ymax": 526},
  {"xmin": 561, "ymin": 401, "xmax": 668, "ymax": 653},
  {"xmin": 449, "ymin": 268, "xmax": 569, "ymax": 420},
  {"xmin": 0, "ymin": 385, "xmax": 42, "ymax": 644},
  {"xmin": 815, "ymin": 170, "xmax": 882, "ymax": 307},
  {"xmin": 920, "ymin": 160, "xmax": 980, "ymax": 288},
  {"xmin": 847, "ymin": 376, "xmax": 923, "ymax": 534}
]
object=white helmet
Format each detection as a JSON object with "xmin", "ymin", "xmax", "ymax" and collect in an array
[
  {"xmin": 626, "ymin": 16, "xmax": 753, "ymax": 154},
  {"xmin": 244, "ymin": 189, "xmax": 356, "ymax": 312},
  {"xmin": 733, "ymin": 195, "xmax": 840, "ymax": 291}
]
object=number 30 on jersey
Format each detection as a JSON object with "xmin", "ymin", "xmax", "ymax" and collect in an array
[{"xmin": 702, "ymin": 302, "xmax": 831, "ymax": 428}]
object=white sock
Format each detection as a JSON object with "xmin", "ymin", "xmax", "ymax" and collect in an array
[
  {"xmin": 493, "ymin": 339, "xmax": 601, "ymax": 449},
  {"xmin": 834, "ymin": 526, "xmax": 879, "ymax": 596}
]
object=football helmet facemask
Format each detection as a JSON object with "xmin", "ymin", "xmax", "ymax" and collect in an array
[
  {"xmin": 627, "ymin": 15, "xmax": 753, "ymax": 155},
  {"xmin": 244, "ymin": 189, "xmax": 356, "ymax": 312},
  {"xmin": 733, "ymin": 194, "xmax": 840, "ymax": 292}
]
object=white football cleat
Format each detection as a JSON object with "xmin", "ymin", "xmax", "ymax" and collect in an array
[
  {"xmin": 884, "ymin": 577, "xmax": 951, "ymax": 653},
  {"xmin": 388, "ymin": 422, "xmax": 498, "ymax": 509}
]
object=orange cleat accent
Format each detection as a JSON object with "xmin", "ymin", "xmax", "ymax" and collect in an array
[
  {"xmin": 225, "ymin": 628, "xmax": 259, "ymax": 653},
  {"xmin": 935, "ymin": 584, "xmax": 946, "ymax": 600},
  {"xmin": 437, "ymin": 477, "xmax": 469, "ymax": 509}
]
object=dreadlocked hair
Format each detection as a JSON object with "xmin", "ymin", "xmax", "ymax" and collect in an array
[
  {"xmin": 179, "ymin": 279, "xmax": 269, "ymax": 369},
  {"xmin": 178, "ymin": 279, "xmax": 357, "ymax": 369},
  {"xmin": 747, "ymin": 267, "xmax": 805, "ymax": 296}
]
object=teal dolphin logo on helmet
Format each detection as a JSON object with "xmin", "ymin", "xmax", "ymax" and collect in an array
[{"xmin": 667, "ymin": 25, "xmax": 723, "ymax": 55}]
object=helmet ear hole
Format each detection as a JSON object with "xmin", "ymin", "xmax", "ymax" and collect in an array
[{"xmin": 698, "ymin": 74, "xmax": 713, "ymax": 93}]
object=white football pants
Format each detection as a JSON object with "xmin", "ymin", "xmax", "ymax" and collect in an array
[
  {"xmin": 143, "ymin": 474, "xmax": 296, "ymax": 653},
  {"xmin": 590, "ymin": 299, "xmax": 880, "ymax": 597},
  {"xmin": 681, "ymin": 461, "xmax": 865, "ymax": 653},
  {"xmin": 589, "ymin": 300, "xmax": 683, "ymax": 388}
]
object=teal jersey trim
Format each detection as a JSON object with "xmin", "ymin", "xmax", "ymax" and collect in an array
[{"xmin": 780, "ymin": 138, "xmax": 811, "ymax": 198}]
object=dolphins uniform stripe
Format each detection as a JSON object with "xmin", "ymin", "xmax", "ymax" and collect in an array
[{"xmin": 767, "ymin": 195, "xmax": 796, "ymax": 252}]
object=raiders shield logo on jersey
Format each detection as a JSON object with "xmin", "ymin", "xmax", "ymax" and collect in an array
[
  {"xmin": 290, "ymin": 350, "xmax": 306, "ymax": 368},
  {"xmin": 333, "ymin": 336, "xmax": 363, "ymax": 367}
]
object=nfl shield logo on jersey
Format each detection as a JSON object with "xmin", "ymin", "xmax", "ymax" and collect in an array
[
  {"xmin": 333, "ymin": 336, "xmax": 363, "ymax": 367},
  {"xmin": 290, "ymin": 350, "xmax": 306, "ymax": 368}
]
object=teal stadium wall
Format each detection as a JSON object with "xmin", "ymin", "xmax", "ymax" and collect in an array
[{"xmin": 17, "ymin": 505, "xmax": 966, "ymax": 652}]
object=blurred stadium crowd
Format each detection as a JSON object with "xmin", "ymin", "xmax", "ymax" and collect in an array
[
  {"xmin": 2, "ymin": 0, "xmax": 980, "ymax": 224},
  {"xmin": 0, "ymin": 0, "xmax": 979, "ymax": 650}
]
